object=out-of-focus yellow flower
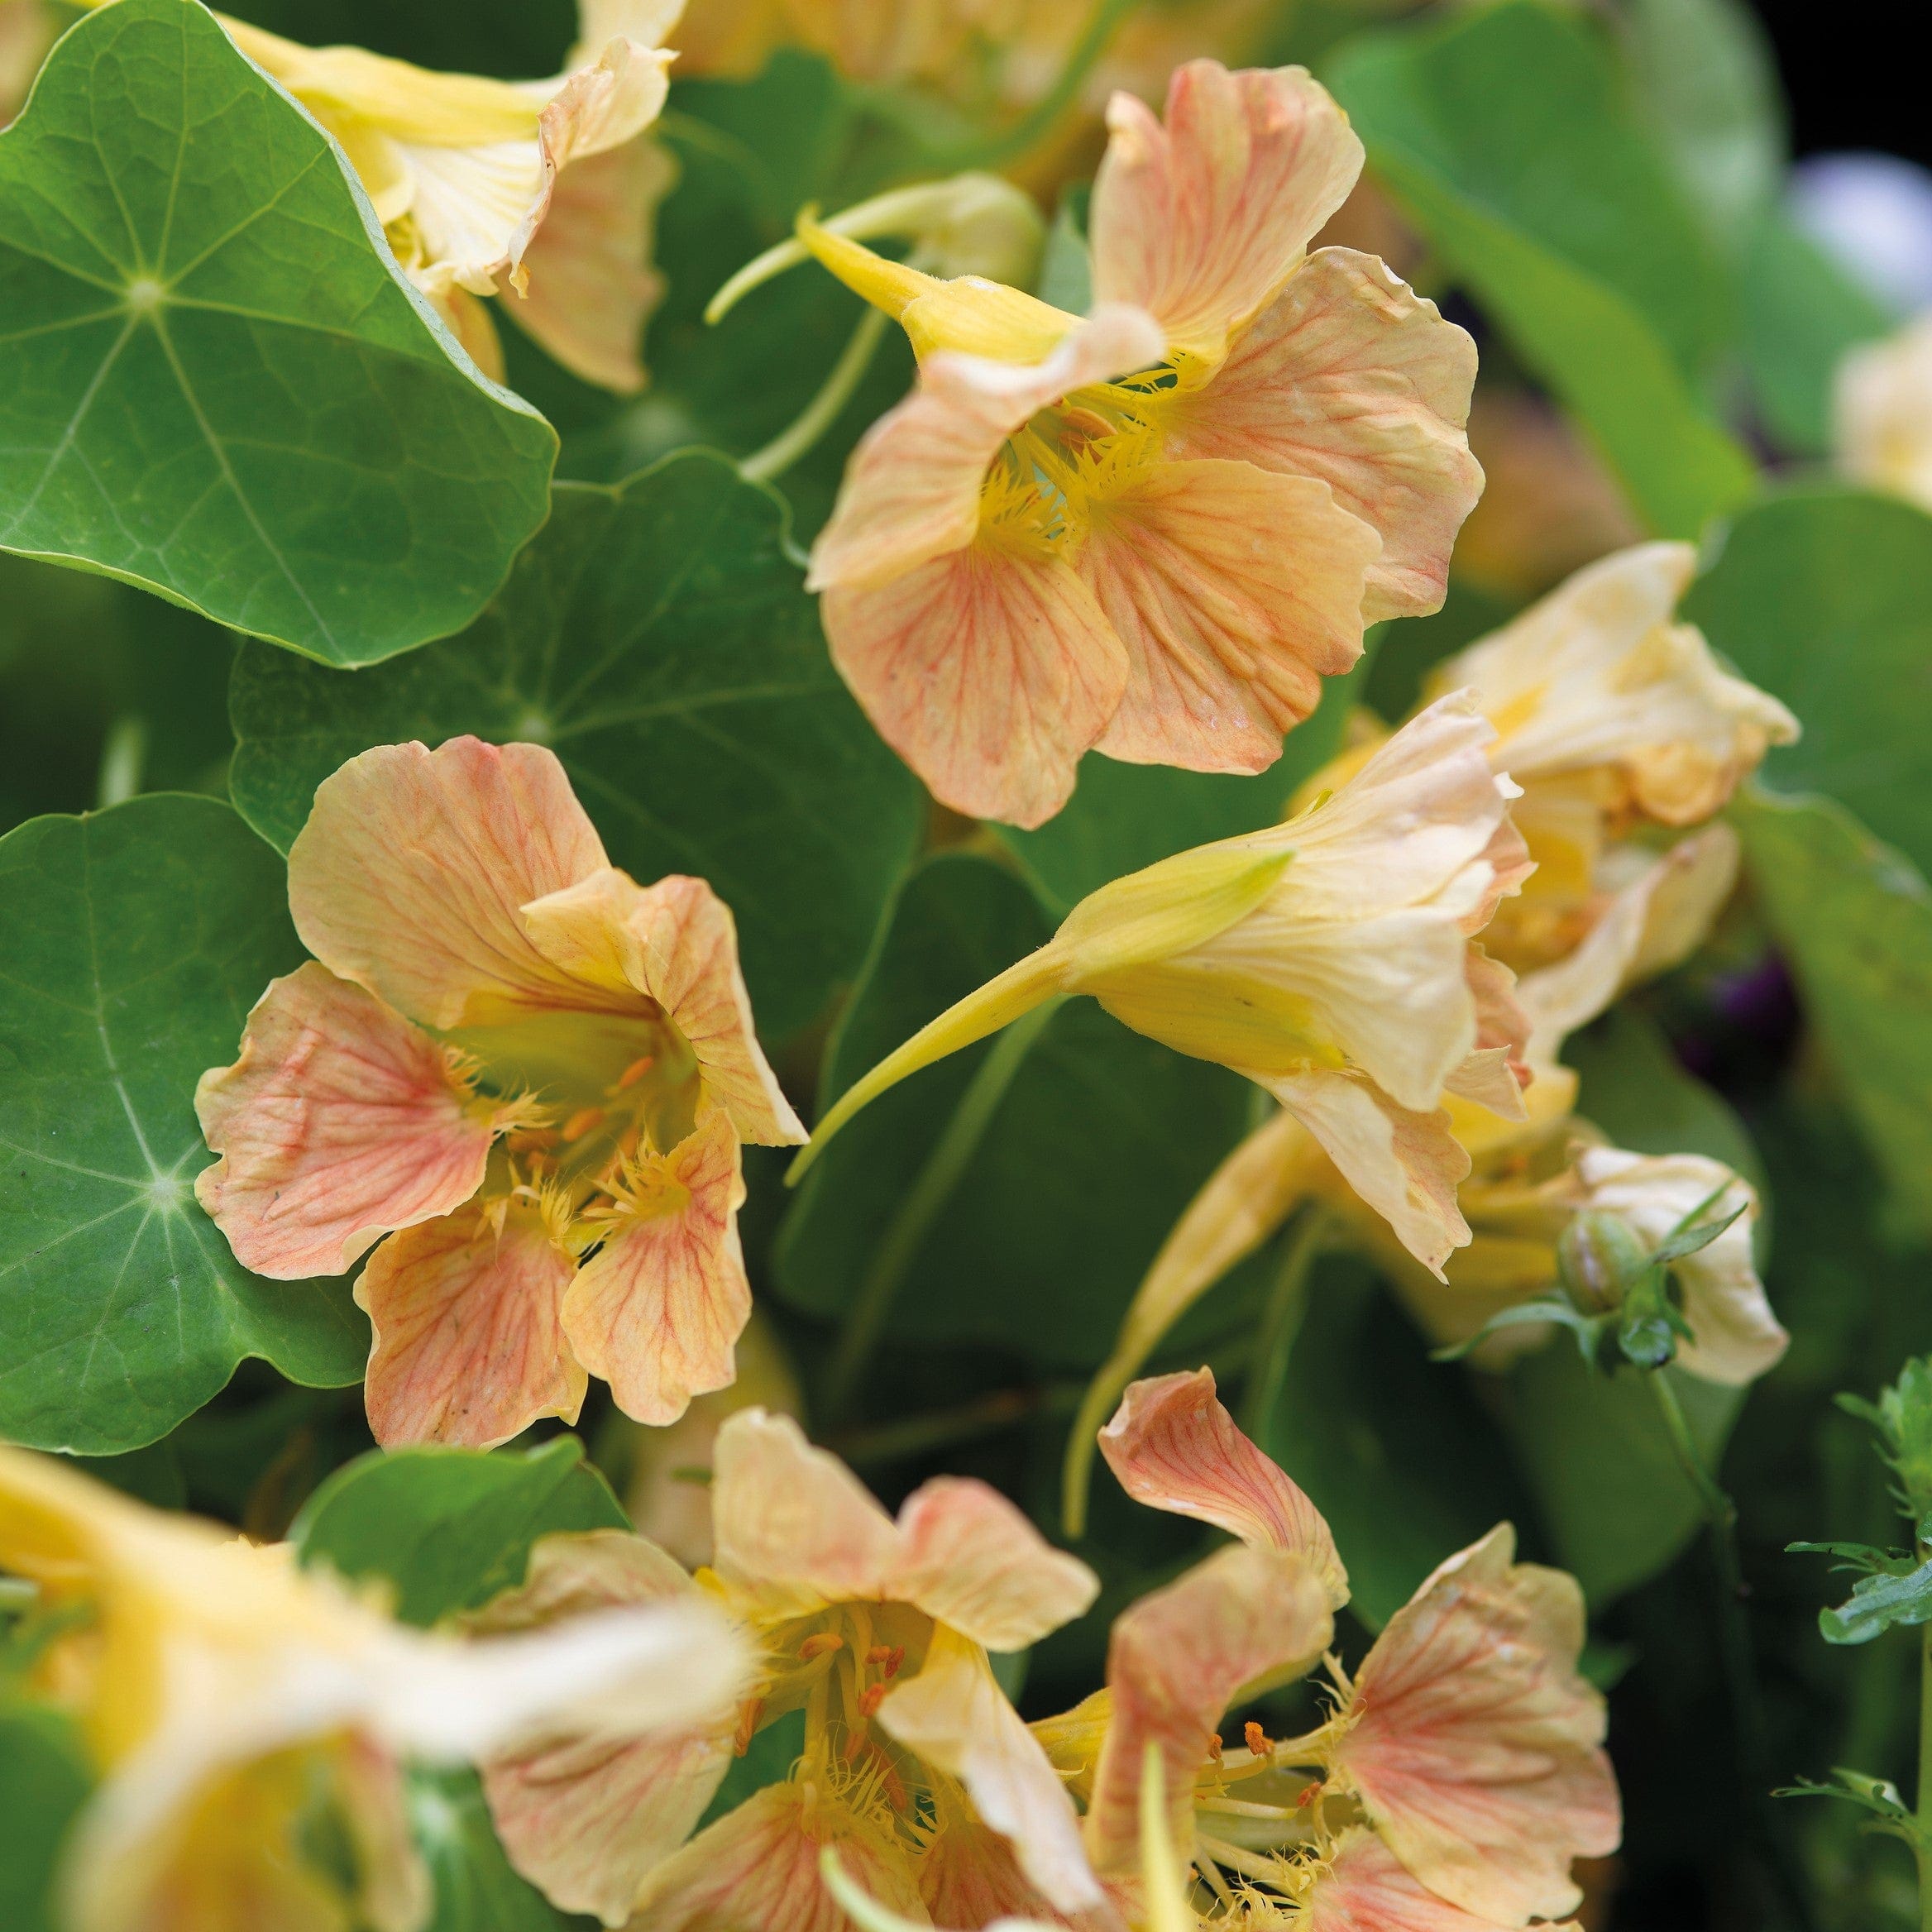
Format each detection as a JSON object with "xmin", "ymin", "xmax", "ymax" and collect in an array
[
  {"xmin": 0, "ymin": 0, "xmax": 56, "ymax": 126},
  {"xmin": 0, "ymin": 1446, "xmax": 747, "ymax": 1932},
  {"xmin": 465, "ymin": 1408, "xmax": 1102, "ymax": 1929},
  {"xmin": 196, "ymin": 737, "xmax": 803, "ymax": 1451},
  {"xmin": 1836, "ymin": 311, "xmax": 1932, "ymax": 512}
]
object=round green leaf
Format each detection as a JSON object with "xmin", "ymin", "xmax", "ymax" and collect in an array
[
  {"xmin": 0, "ymin": 1705, "xmax": 93, "ymax": 1932},
  {"xmin": 0, "ymin": 794, "xmax": 366, "ymax": 1454},
  {"xmin": 228, "ymin": 455, "xmax": 925, "ymax": 1039},
  {"xmin": 0, "ymin": 0, "xmax": 556, "ymax": 665}
]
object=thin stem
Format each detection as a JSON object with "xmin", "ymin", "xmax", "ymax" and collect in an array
[
  {"xmin": 739, "ymin": 305, "xmax": 890, "ymax": 484},
  {"xmin": 829, "ymin": 1382, "xmax": 1082, "ymax": 1470},
  {"xmin": 1918, "ymin": 1616, "xmax": 1932, "ymax": 1930},
  {"xmin": 1240, "ymin": 1211, "xmax": 1328, "ymax": 1442},
  {"xmin": 95, "ymin": 715, "xmax": 146, "ymax": 809},
  {"xmin": 1649, "ymin": 1373, "xmax": 1820, "ymax": 1932},
  {"xmin": 820, "ymin": 997, "xmax": 1064, "ymax": 1423}
]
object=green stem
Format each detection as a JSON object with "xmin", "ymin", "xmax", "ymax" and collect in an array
[
  {"xmin": 1919, "ymin": 1619, "xmax": 1932, "ymax": 1930},
  {"xmin": 830, "ymin": 1382, "xmax": 1082, "ymax": 1471},
  {"xmin": 820, "ymin": 997, "xmax": 1064, "ymax": 1424},
  {"xmin": 739, "ymin": 305, "xmax": 889, "ymax": 484},
  {"xmin": 95, "ymin": 715, "xmax": 146, "ymax": 809},
  {"xmin": 1239, "ymin": 1211, "xmax": 1327, "ymax": 1443},
  {"xmin": 1649, "ymin": 1373, "xmax": 1820, "ymax": 1932}
]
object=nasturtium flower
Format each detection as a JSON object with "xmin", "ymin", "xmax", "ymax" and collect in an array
[
  {"xmin": 208, "ymin": 0, "xmax": 681, "ymax": 390},
  {"xmin": 794, "ymin": 693, "xmax": 1530, "ymax": 1288},
  {"xmin": 0, "ymin": 1446, "xmax": 746, "ymax": 1932},
  {"xmin": 1026, "ymin": 1372, "xmax": 1618, "ymax": 1931},
  {"xmin": 462, "ymin": 1408, "xmax": 1102, "ymax": 1929},
  {"xmin": 1836, "ymin": 311, "xmax": 1932, "ymax": 513},
  {"xmin": 788, "ymin": 60, "xmax": 1481, "ymax": 825},
  {"xmin": 196, "ymin": 736, "xmax": 804, "ymax": 1450}
]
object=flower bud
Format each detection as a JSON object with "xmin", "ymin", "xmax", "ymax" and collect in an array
[{"xmin": 1556, "ymin": 1209, "xmax": 1650, "ymax": 1313}]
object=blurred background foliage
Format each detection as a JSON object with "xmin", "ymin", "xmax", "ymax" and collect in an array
[{"xmin": 5, "ymin": 0, "xmax": 1932, "ymax": 1927}]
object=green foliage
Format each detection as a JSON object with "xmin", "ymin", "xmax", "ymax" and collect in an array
[
  {"xmin": 0, "ymin": 0, "xmax": 555, "ymax": 663},
  {"xmin": 0, "ymin": 1705, "xmax": 92, "ymax": 1932},
  {"xmin": 1841, "ymin": 1358, "xmax": 1932, "ymax": 1524},
  {"xmin": 0, "ymin": 795, "xmax": 365, "ymax": 1453},
  {"xmin": 228, "ymin": 457, "xmax": 923, "ymax": 1038},
  {"xmin": 408, "ymin": 1767, "xmax": 600, "ymax": 1932},
  {"xmin": 292, "ymin": 1437, "xmax": 629, "ymax": 1627}
]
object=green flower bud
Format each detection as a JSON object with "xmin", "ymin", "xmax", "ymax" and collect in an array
[{"xmin": 1556, "ymin": 1209, "xmax": 1651, "ymax": 1313}]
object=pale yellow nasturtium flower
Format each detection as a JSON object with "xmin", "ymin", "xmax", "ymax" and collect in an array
[
  {"xmin": 453, "ymin": 1408, "xmax": 1103, "ymax": 1930},
  {"xmin": 1835, "ymin": 310, "xmax": 1932, "ymax": 513},
  {"xmin": 98, "ymin": 0, "xmax": 685, "ymax": 390},
  {"xmin": 0, "ymin": 1445, "xmax": 747, "ymax": 1932}
]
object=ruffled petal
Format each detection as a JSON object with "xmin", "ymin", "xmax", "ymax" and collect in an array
[
  {"xmin": 887, "ymin": 1480, "xmax": 1099, "ymax": 1652},
  {"xmin": 1300, "ymin": 1829, "xmax": 1562, "ymax": 1932},
  {"xmin": 1090, "ymin": 61, "xmax": 1364, "ymax": 361},
  {"xmin": 1098, "ymin": 1370, "xmax": 1346, "ymax": 1606},
  {"xmin": 195, "ymin": 964, "xmax": 492, "ymax": 1279},
  {"xmin": 1084, "ymin": 1542, "xmax": 1334, "ymax": 1875},
  {"xmin": 1328, "ymin": 1524, "xmax": 1619, "ymax": 1925},
  {"xmin": 562, "ymin": 1108, "xmax": 753, "ymax": 1427},
  {"xmin": 289, "ymin": 739, "xmax": 610, "ymax": 1031},
  {"xmin": 356, "ymin": 1197, "xmax": 586, "ymax": 1449},
  {"xmin": 709, "ymin": 1410, "xmax": 902, "ymax": 1610},
  {"xmin": 878, "ymin": 1628, "xmax": 1102, "ymax": 1912},
  {"xmin": 1265, "ymin": 1069, "xmax": 1471, "ymax": 1280},
  {"xmin": 1166, "ymin": 249, "xmax": 1480, "ymax": 621},
  {"xmin": 1081, "ymin": 458, "xmax": 1378, "ymax": 774},
  {"xmin": 821, "ymin": 541, "xmax": 1128, "ymax": 830}
]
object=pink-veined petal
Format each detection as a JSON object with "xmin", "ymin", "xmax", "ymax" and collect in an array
[
  {"xmin": 1327, "ymin": 1524, "xmax": 1620, "ymax": 1925},
  {"xmin": 888, "ymin": 1480, "xmax": 1098, "ymax": 1652},
  {"xmin": 1166, "ymin": 250, "xmax": 1481, "ymax": 621},
  {"xmin": 195, "ymin": 964, "xmax": 492, "ymax": 1279},
  {"xmin": 1083, "ymin": 1543, "xmax": 1333, "ymax": 1876},
  {"xmin": 1082, "ymin": 459, "xmax": 1378, "ymax": 775},
  {"xmin": 356, "ymin": 1197, "xmax": 585, "ymax": 1449},
  {"xmin": 1265, "ymin": 1069, "xmax": 1471, "ymax": 1280},
  {"xmin": 1091, "ymin": 61, "xmax": 1364, "ymax": 361},
  {"xmin": 822, "ymin": 541, "xmax": 1128, "ymax": 830},
  {"xmin": 289, "ymin": 739, "xmax": 610, "ymax": 1031},
  {"xmin": 562, "ymin": 1108, "xmax": 753, "ymax": 1427},
  {"xmin": 916, "ymin": 1819, "xmax": 1069, "ymax": 1931},
  {"xmin": 878, "ymin": 1627, "xmax": 1101, "ymax": 1913},
  {"xmin": 1300, "ymin": 1830, "xmax": 1571, "ymax": 1932},
  {"xmin": 1098, "ymin": 1370, "xmax": 1346, "ymax": 1608}
]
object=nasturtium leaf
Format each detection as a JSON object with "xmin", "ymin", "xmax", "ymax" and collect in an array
[
  {"xmin": 1327, "ymin": 0, "xmax": 1757, "ymax": 538},
  {"xmin": 0, "ymin": 0, "xmax": 555, "ymax": 665},
  {"xmin": 408, "ymin": 1767, "xmax": 597, "ymax": 1932},
  {"xmin": 0, "ymin": 1705, "xmax": 93, "ymax": 1932},
  {"xmin": 1733, "ymin": 788, "xmax": 1932, "ymax": 1238},
  {"xmin": 0, "ymin": 795, "xmax": 365, "ymax": 1455},
  {"xmin": 228, "ymin": 456, "xmax": 924, "ymax": 1040},
  {"xmin": 1686, "ymin": 488, "xmax": 1932, "ymax": 875},
  {"xmin": 292, "ymin": 1437, "xmax": 629, "ymax": 1628},
  {"xmin": 774, "ymin": 854, "xmax": 1257, "ymax": 1371}
]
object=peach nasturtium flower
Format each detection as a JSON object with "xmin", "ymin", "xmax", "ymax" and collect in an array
[
  {"xmin": 787, "ymin": 59, "xmax": 1482, "ymax": 826},
  {"xmin": 459, "ymin": 1408, "xmax": 1103, "ymax": 1929},
  {"xmin": 0, "ymin": 1445, "xmax": 746, "ymax": 1932},
  {"xmin": 792, "ymin": 693, "xmax": 1532, "ymax": 1285},
  {"xmin": 196, "ymin": 736, "xmax": 804, "ymax": 1449}
]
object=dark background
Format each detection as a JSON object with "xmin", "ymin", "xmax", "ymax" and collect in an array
[{"xmin": 1752, "ymin": 3, "xmax": 1923, "ymax": 165}]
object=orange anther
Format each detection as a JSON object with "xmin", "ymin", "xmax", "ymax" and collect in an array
[
  {"xmin": 1244, "ymin": 1721, "xmax": 1271, "ymax": 1757},
  {"xmin": 732, "ymin": 1697, "xmax": 763, "ymax": 1756},
  {"xmin": 1207, "ymin": 1732, "xmax": 1223, "ymax": 1761},
  {"xmin": 1296, "ymin": 1780, "xmax": 1325, "ymax": 1810},
  {"xmin": 866, "ymin": 1644, "xmax": 905, "ymax": 1680},
  {"xmin": 858, "ymin": 1682, "xmax": 889, "ymax": 1719},
  {"xmin": 798, "ymin": 1633, "xmax": 844, "ymax": 1661},
  {"xmin": 618, "ymin": 1054, "xmax": 657, "ymax": 1088},
  {"xmin": 562, "ymin": 1106, "xmax": 605, "ymax": 1141}
]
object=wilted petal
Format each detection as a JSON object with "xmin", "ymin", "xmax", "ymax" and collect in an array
[
  {"xmin": 1098, "ymin": 1370, "xmax": 1346, "ymax": 1606},
  {"xmin": 888, "ymin": 1479, "xmax": 1099, "ymax": 1652},
  {"xmin": 563, "ymin": 1108, "xmax": 753, "ymax": 1427},
  {"xmin": 357, "ymin": 1197, "xmax": 585, "ymax": 1449},
  {"xmin": 879, "ymin": 1627, "xmax": 1101, "ymax": 1912},
  {"xmin": 195, "ymin": 963, "xmax": 492, "ymax": 1279},
  {"xmin": 1442, "ymin": 949, "xmax": 1529, "ymax": 1121},
  {"xmin": 289, "ymin": 739, "xmax": 610, "ymax": 1031},
  {"xmin": 1166, "ymin": 248, "xmax": 1481, "ymax": 621},
  {"xmin": 1328, "ymin": 1524, "xmax": 1619, "ymax": 1925},
  {"xmin": 1084, "ymin": 1542, "xmax": 1333, "ymax": 1875},
  {"xmin": 1266, "ymin": 1069, "xmax": 1471, "ymax": 1279},
  {"xmin": 710, "ymin": 1410, "xmax": 902, "ymax": 1610},
  {"xmin": 1300, "ymin": 1829, "xmax": 1565, "ymax": 1932},
  {"xmin": 1090, "ymin": 61, "xmax": 1364, "ymax": 361},
  {"xmin": 822, "ymin": 541, "xmax": 1127, "ymax": 830},
  {"xmin": 1573, "ymin": 1150, "xmax": 1785, "ymax": 1384},
  {"xmin": 1082, "ymin": 458, "xmax": 1378, "ymax": 774}
]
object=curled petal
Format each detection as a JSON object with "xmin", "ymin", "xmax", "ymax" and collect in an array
[
  {"xmin": 356, "ymin": 1198, "xmax": 585, "ymax": 1449},
  {"xmin": 878, "ymin": 1628, "xmax": 1101, "ymax": 1912},
  {"xmin": 1085, "ymin": 1542, "xmax": 1334, "ymax": 1875},
  {"xmin": 1299, "ymin": 1829, "xmax": 1564, "ymax": 1932},
  {"xmin": 890, "ymin": 1479, "xmax": 1099, "ymax": 1652},
  {"xmin": 562, "ymin": 1108, "xmax": 753, "ymax": 1427},
  {"xmin": 1091, "ymin": 61, "xmax": 1364, "ymax": 361},
  {"xmin": 289, "ymin": 739, "xmax": 610, "ymax": 1031},
  {"xmin": 1082, "ymin": 459, "xmax": 1378, "ymax": 775},
  {"xmin": 1098, "ymin": 1370, "xmax": 1346, "ymax": 1607},
  {"xmin": 822, "ymin": 542, "xmax": 1127, "ymax": 830},
  {"xmin": 1167, "ymin": 249, "xmax": 1481, "ymax": 621},
  {"xmin": 195, "ymin": 964, "xmax": 492, "ymax": 1279},
  {"xmin": 1329, "ymin": 1525, "xmax": 1620, "ymax": 1925},
  {"xmin": 1442, "ymin": 949, "xmax": 1530, "ymax": 1121}
]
